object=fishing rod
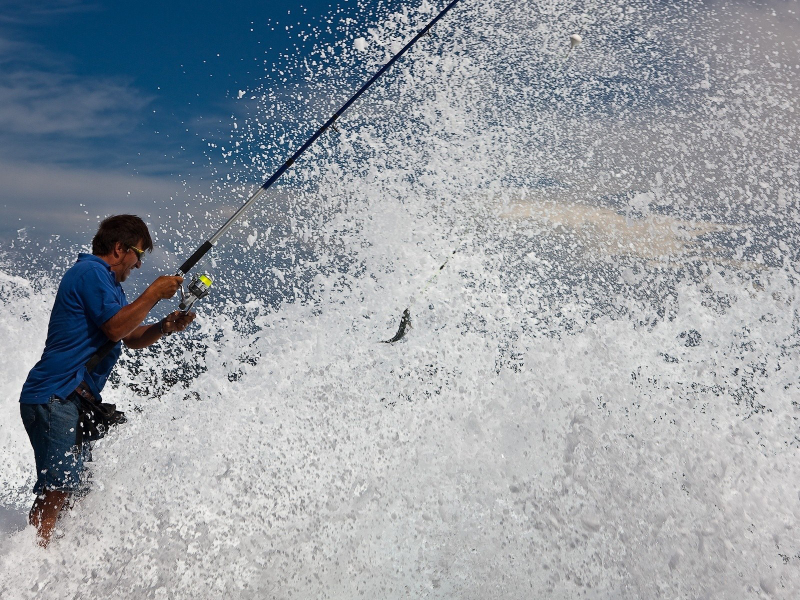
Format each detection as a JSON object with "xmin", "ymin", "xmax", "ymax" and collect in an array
[
  {"xmin": 83, "ymin": 1, "xmax": 466, "ymax": 369},
  {"xmin": 176, "ymin": 0, "xmax": 467, "ymax": 311}
]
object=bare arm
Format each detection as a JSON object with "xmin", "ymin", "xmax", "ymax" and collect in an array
[
  {"xmin": 123, "ymin": 311, "xmax": 196, "ymax": 349},
  {"xmin": 101, "ymin": 276, "xmax": 183, "ymax": 342},
  {"xmin": 122, "ymin": 322, "xmax": 162, "ymax": 350}
]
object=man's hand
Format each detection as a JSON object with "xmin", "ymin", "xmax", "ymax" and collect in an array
[
  {"xmin": 104, "ymin": 275, "xmax": 183, "ymax": 342},
  {"xmin": 161, "ymin": 310, "xmax": 196, "ymax": 335},
  {"xmin": 148, "ymin": 275, "xmax": 184, "ymax": 300}
]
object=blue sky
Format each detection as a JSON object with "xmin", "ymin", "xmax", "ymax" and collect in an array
[
  {"xmin": 2, "ymin": 0, "xmax": 797, "ymax": 265},
  {"xmin": 0, "ymin": 0, "xmax": 388, "ymax": 247}
]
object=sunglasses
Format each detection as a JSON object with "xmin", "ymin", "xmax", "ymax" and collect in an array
[{"xmin": 128, "ymin": 245, "xmax": 145, "ymax": 262}]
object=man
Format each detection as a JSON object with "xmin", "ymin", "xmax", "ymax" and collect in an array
[{"xmin": 19, "ymin": 214, "xmax": 196, "ymax": 547}]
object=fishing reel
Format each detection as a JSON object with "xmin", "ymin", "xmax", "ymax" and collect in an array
[{"xmin": 179, "ymin": 273, "xmax": 213, "ymax": 313}]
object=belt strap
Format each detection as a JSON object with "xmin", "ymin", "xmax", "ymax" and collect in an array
[
  {"xmin": 75, "ymin": 382, "xmax": 96, "ymax": 402},
  {"xmin": 86, "ymin": 339, "xmax": 116, "ymax": 373}
]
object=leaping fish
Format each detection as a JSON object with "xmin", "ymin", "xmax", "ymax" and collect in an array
[{"xmin": 382, "ymin": 308, "xmax": 412, "ymax": 344}]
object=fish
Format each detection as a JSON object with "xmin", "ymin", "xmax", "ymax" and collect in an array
[{"xmin": 382, "ymin": 308, "xmax": 412, "ymax": 343}]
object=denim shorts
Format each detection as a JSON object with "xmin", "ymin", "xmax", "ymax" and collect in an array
[{"xmin": 20, "ymin": 392, "xmax": 92, "ymax": 495}]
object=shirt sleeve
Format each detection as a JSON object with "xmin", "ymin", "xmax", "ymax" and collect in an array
[{"xmin": 76, "ymin": 266, "xmax": 124, "ymax": 328}]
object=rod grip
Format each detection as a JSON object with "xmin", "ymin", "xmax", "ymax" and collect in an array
[{"xmin": 177, "ymin": 240, "xmax": 213, "ymax": 275}]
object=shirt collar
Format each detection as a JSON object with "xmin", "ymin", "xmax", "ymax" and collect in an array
[{"xmin": 77, "ymin": 253, "xmax": 113, "ymax": 273}]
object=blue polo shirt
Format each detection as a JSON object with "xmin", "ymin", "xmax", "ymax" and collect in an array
[{"xmin": 20, "ymin": 254, "xmax": 127, "ymax": 404}]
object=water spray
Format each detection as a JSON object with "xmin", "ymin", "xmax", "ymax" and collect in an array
[
  {"xmin": 383, "ymin": 28, "xmax": 587, "ymax": 343},
  {"xmin": 564, "ymin": 33, "xmax": 583, "ymax": 61},
  {"xmin": 383, "ymin": 244, "xmax": 462, "ymax": 344}
]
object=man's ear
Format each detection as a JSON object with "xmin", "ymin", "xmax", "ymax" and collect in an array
[{"xmin": 113, "ymin": 241, "xmax": 126, "ymax": 257}]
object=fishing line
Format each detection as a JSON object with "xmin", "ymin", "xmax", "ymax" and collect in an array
[
  {"xmin": 382, "ymin": 25, "xmax": 588, "ymax": 344},
  {"xmin": 382, "ymin": 232, "xmax": 470, "ymax": 344}
]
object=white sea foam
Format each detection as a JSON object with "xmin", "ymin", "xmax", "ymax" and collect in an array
[{"xmin": 2, "ymin": 0, "xmax": 799, "ymax": 597}]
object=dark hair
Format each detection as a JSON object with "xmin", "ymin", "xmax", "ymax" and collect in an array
[{"xmin": 92, "ymin": 215, "xmax": 154, "ymax": 256}]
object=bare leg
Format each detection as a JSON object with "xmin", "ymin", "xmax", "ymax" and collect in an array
[{"xmin": 29, "ymin": 490, "xmax": 70, "ymax": 548}]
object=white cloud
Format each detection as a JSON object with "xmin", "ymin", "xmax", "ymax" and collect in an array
[
  {"xmin": 0, "ymin": 70, "xmax": 152, "ymax": 137},
  {"xmin": 0, "ymin": 15, "xmax": 173, "ymax": 241},
  {"xmin": 0, "ymin": 0, "xmax": 98, "ymax": 24},
  {"xmin": 0, "ymin": 23, "xmax": 153, "ymax": 140},
  {"xmin": 0, "ymin": 160, "xmax": 183, "ymax": 237}
]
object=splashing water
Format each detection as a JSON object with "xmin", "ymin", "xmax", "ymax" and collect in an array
[{"xmin": 2, "ymin": 0, "xmax": 800, "ymax": 597}]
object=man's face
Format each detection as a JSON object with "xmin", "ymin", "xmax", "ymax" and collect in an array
[{"xmin": 115, "ymin": 238, "xmax": 144, "ymax": 283}]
